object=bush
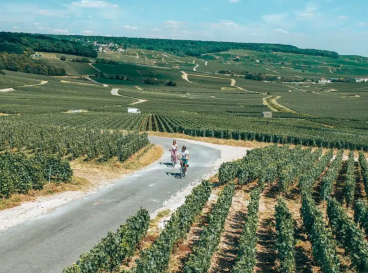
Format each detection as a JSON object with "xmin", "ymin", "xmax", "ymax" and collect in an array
[
  {"xmin": 60, "ymin": 56, "xmax": 67, "ymax": 61},
  {"xmin": 166, "ymin": 80, "xmax": 177, "ymax": 87}
]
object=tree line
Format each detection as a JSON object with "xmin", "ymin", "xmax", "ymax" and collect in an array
[
  {"xmin": 0, "ymin": 32, "xmax": 97, "ymax": 57},
  {"xmin": 0, "ymin": 53, "xmax": 66, "ymax": 76},
  {"xmin": 0, "ymin": 32, "xmax": 341, "ymax": 59},
  {"xmin": 54, "ymin": 34, "xmax": 340, "ymax": 58}
]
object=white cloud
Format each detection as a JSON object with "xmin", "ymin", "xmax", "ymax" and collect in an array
[
  {"xmin": 216, "ymin": 20, "xmax": 239, "ymax": 28},
  {"xmin": 228, "ymin": 0, "xmax": 241, "ymax": 3},
  {"xmin": 357, "ymin": 22, "xmax": 365, "ymax": 26},
  {"xmin": 274, "ymin": 28, "xmax": 289, "ymax": 34},
  {"xmin": 338, "ymin": 15, "xmax": 348, "ymax": 20},
  {"xmin": 12, "ymin": 26, "xmax": 20, "ymax": 29},
  {"xmin": 262, "ymin": 13, "xmax": 288, "ymax": 24},
  {"xmin": 151, "ymin": 28, "xmax": 160, "ymax": 32},
  {"xmin": 34, "ymin": 22, "xmax": 40, "ymax": 26},
  {"xmin": 53, "ymin": 29, "xmax": 69, "ymax": 34},
  {"xmin": 122, "ymin": 25, "xmax": 139, "ymax": 30},
  {"xmin": 71, "ymin": 0, "xmax": 118, "ymax": 8},
  {"xmin": 81, "ymin": 30, "xmax": 93, "ymax": 34},
  {"xmin": 295, "ymin": 2, "xmax": 319, "ymax": 20},
  {"xmin": 164, "ymin": 21, "xmax": 185, "ymax": 29},
  {"xmin": 37, "ymin": 10, "xmax": 70, "ymax": 18}
]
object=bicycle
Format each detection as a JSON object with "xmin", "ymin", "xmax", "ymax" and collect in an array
[
  {"xmin": 180, "ymin": 163, "xmax": 186, "ymax": 179},
  {"xmin": 171, "ymin": 152, "xmax": 176, "ymax": 168},
  {"xmin": 180, "ymin": 161, "xmax": 189, "ymax": 179}
]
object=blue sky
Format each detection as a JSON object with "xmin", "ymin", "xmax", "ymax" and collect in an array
[{"xmin": 0, "ymin": 0, "xmax": 367, "ymax": 56}]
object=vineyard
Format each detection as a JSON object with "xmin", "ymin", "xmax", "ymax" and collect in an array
[
  {"xmin": 0, "ymin": 124, "xmax": 150, "ymax": 199},
  {"xmin": 0, "ymin": 68, "xmax": 368, "ymax": 152},
  {"xmin": 63, "ymin": 145, "xmax": 368, "ymax": 273}
]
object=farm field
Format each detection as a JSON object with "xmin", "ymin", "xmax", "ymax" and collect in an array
[
  {"xmin": 1, "ymin": 68, "xmax": 368, "ymax": 150},
  {"xmin": 62, "ymin": 145, "xmax": 368, "ymax": 273},
  {"xmin": 36, "ymin": 46, "xmax": 368, "ymax": 80}
]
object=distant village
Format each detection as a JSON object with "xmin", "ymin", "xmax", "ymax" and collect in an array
[
  {"xmin": 92, "ymin": 41, "xmax": 125, "ymax": 53},
  {"xmin": 319, "ymin": 77, "xmax": 368, "ymax": 83}
]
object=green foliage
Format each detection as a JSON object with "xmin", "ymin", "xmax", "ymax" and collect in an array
[
  {"xmin": 132, "ymin": 180, "xmax": 212, "ymax": 273},
  {"xmin": 245, "ymin": 71, "xmax": 310, "ymax": 83},
  {"xmin": 55, "ymin": 34, "xmax": 339, "ymax": 58},
  {"xmin": 354, "ymin": 199, "xmax": 368, "ymax": 236},
  {"xmin": 275, "ymin": 198, "xmax": 295, "ymax": 273},
  {"xmin": 178, "ymin": 126, "xmax": 368, "ymax": 152},
  {"xmin": 143, "ymin": 78, "xmax": 165, "ymax": 85},
  {"xmin": 359, "ymin": 152, "xmax": 368, "ymax": 195},
  {"xmin": 278, "ymin": 148, "xmax": 321, "ymax": 192},
  {"xmin": 320, "ymin": 151, "xmax": 344, "ymax": 200},
  {"xmin": 218, "ymin": 145, "xmax": 290, "ymax": 186},
  {"xmin": 95, "ymin": 58, "xmax": 117, "ymax": 65},
  {"xmin": 165, "ymin": 80, "xmax": 177, "ymax": 87},
  {"xmin": 343, "ymin": 151, "xmax": 355, "ymax": 206},
  {"xmin": 63, "ymin": 208, "xmax": 150, "ymax": 273},
  {"xmin": 299, "ymin": 150, "xmax": 333, "ymax": 193},
  {"xmin": 0, "ymin": 53, "xmax": 66, "ymax": 76},
  {"xmin": 218, "ymin": 161, "xmax": 239, "ymax": 184},
  {"xmin": 232, "ymin": 187, "xmax": 261, "ymax": 273},
  {"xmin": 71, "ymin": 57, "xmax": 91, "ymax": 63},
  {"xmin": 301, "ymin": 194, "xmax": 340, "ymax": 273},
  {"xmin": 327, "ymin": 198, "xmax": 368, "ymax": 272},
  {"xmin": 0, "ymin": 152, "xmax": 72, "ymax": 198},
  {"xmin": 0, "ymin": 123, "xmax": 149, "ymax": 163},
  {"xmin": 0, "ymin": 32, "xmax": 97, "ymax": 57},
  {"xmin": 183, "ymin": 182, "xmax": 235, "ymax": 273}
]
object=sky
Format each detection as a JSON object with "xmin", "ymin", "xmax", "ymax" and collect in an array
[{"xmin": 0, "ymin": 0, "xmax": 367, "ymax": 56}]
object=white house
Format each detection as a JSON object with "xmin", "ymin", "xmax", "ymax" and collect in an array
[
  {"xmin": 319, "ymin": 78, "xmax": 331, "ymax": 84},
  {"xmin": 128, "ymin": 108, "xmax": 141, "ymax": 114},
  {"xmin": 355, "ymin": 78, "xmax": 368, "ymax": 83}
]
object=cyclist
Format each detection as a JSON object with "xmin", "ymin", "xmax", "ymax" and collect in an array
[
  {"xmin": 169, "ymin": 140, "xmax": 178, "ymax": 165},
  {"xmin": 179, "ymin": 146, "xmax": 190, "ymax": 175}
]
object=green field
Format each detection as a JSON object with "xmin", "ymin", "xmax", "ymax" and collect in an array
[
  {"xmin": 1, "ymin": 45, "xmax": 368, "ymax": 150},
  {"xmin": 36, "ymin": 47, "xmax": 368, "ymax": 81}
]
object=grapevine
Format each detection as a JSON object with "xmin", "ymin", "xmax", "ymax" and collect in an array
[
  {"xmin": 320, "ymin": 150, "xmax": 344, "ymax": 200},
  {"xmin": 63, "ymin": 208, "xmax": 150, "ymax": 273},
  {"xmin": 183, "ymin": 183, "xmax": 235, "ymax": 273},
  {"xmin": 232, "ymin": 187, "xmax": 261, "ymax": 273},
  {"xmin": 131, "ymin": 180, "xmax": 212, "ymax": 273},
  {"xmin": 327, "ymin": 198, "xmax": 368, "ymax": 271},
  {"xmin": 301, "ymin": 193, "xmax": 341, "ymax": 273},
  {"xmin": 343, "ymin": 151, "xmax": 355, "ymax": 206},
  {"xmin": 275, "ymin": 198, "xmax": 296, "ymax": 273}
]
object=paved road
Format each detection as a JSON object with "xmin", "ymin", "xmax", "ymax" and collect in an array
[{"xmin": 0, "ymin": 136, "xmax": 220, "ymax": 273}]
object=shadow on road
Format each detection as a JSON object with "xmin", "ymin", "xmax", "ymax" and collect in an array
[
  {"xmin": 166, "ymin": 172, "xmax": 182, "ymax": 179},
  {"xmin": 159, "ymin": 162, "xmax": 175, "ymax": 167}
]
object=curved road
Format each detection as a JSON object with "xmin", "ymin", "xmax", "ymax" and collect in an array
[{"xmin": 0, "ymin": 137, "xmax": 220, "ymax": 273}]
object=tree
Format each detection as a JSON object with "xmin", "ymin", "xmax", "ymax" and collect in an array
[{"xmin": 166, "ymin": 81, "xmax": 177, "ymax": 87}]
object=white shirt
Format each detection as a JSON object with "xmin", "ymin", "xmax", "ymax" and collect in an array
[
  {"xmin": 180, "ymin": 150, "xmax": 189, "ymax": 160},
  {"xmin": 171, "ymin": 144, "xmax": 178, "ymax": 151}
]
